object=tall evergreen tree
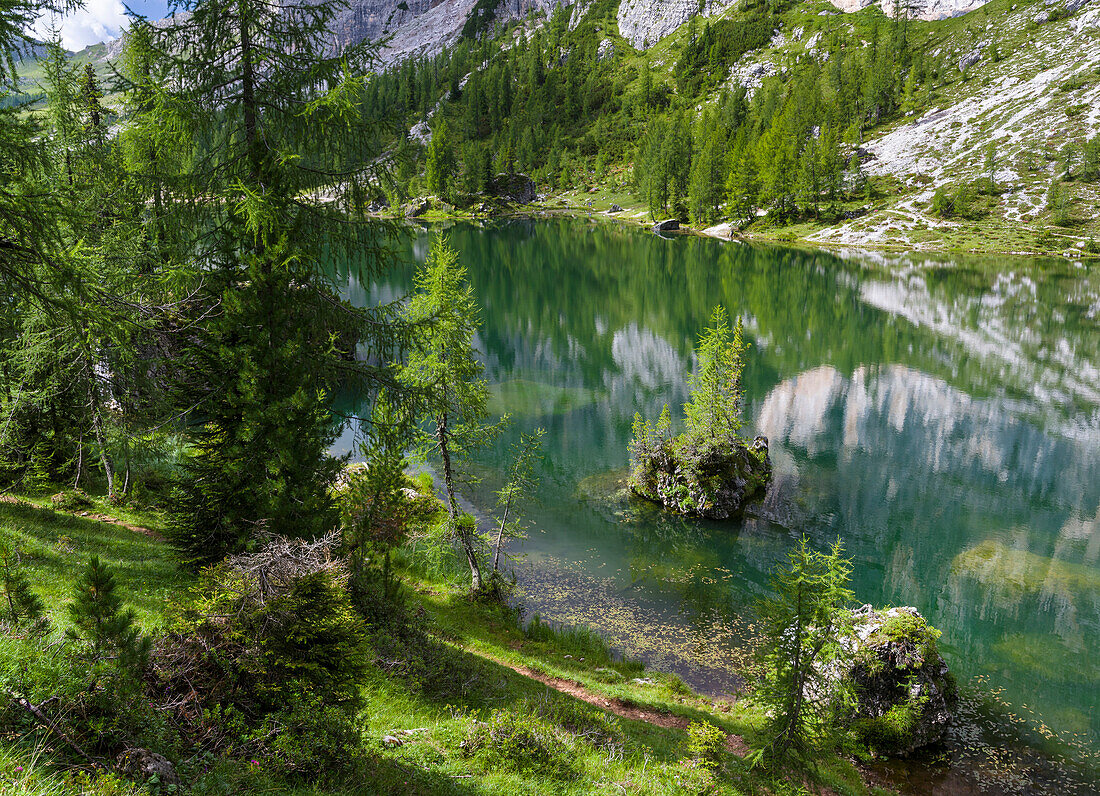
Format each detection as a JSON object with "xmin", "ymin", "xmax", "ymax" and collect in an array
[
  {"xmin": 426, "ymin": 119, "xmax": 455, "ymax": 198},
  {"xmin": 139, "ymin": 0, "xmax": 404, "ymax": 565}
]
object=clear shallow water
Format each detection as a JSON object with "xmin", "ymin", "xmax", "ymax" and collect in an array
[{"xmin": 335, "ymin": 219, "xmax": 1100, "ymax": 793}]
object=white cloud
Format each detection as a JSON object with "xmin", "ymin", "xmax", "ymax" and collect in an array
[{"xmin": 34, "ymin": 0, "xmax": 129, "ymax": 51}]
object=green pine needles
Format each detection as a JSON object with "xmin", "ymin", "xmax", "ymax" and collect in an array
[
  {"xmin": 631, "ymin": 305, "xmax": 748, "ymax": 478},
  {"xmin": 0, "ymin": 541, "xmax": 48, "ymax": 631},
  {"xmin": 399, "ymin": 236, "xmax": 508, "ymax": 591},
  {"xmin": 750, "ymin": 537, "xmax": 855, "ymax": 765},
  {"xmin": 66, "ymin": 555, "xmax": 150, "ymax": 672},
  {"xmin": 683, "ymin": 306, "xmax": 747, "ymax": 445},
  {"xmin": 630, "ymin": 307, "xmax": 766, "ymax": 518}
]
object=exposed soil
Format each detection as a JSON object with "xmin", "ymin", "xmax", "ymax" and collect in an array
[
  {"xmin": 0, "ymin": 494, "xmax": 162, "ymax": 540},
  {"xmin": 478, "ymin": 652, "xmax": 752, "ymax": 756}
]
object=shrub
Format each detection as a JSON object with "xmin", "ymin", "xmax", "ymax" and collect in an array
[
  {"xmin": 164, "ymin": 535, "xmax": 367, "ymax": 711},
  {"xmin": 462, "ymin": 708, "xmax": 576, "ymax": 778},
  {"xmin": 687, "ymin": 721, "xmax": 727, "ymax": 770},
  {"xmin": 50, "ymin": 489, "xmax": 94, "ymax": 512},
  {"xmin": 259, "ymin": 692, "xmax": 369, "ymax": 780}
]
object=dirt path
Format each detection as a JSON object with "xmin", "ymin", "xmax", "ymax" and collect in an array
[
  {"xmin": 473, "ymin": 650, "xmax": 750, "ymax": 756},
  {"xmin": 0, "ymin": 494, "xmax": 163, "ymax": 540}
]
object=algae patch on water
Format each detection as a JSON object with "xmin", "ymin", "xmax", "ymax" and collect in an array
[
  {"xmin": 951, "ymin": 540, "xmax": 1100, "ymax": 597},
  {"xmin": 488, "ymin": 379, "xmax": 604, "ymax": 417}
]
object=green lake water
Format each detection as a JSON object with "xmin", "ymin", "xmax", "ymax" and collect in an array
[{"xmin": 335, "ymin": 218, "xmax": 1100, "ymax": 793}]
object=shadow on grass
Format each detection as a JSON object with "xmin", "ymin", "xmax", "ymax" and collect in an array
[{"xmin": 0, "ymin": 501, "xmax": 189, "ymax": 626}]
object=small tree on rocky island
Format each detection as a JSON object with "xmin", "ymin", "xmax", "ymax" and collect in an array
[
  {"xmin": 683, "ymin": 306, "xmax": 747, "ymax": 444},
  {"xmin": 750, "ymin": 537, "xmax": 855, "ymax": 766},
  {"xmin": 629, "ymin": 307, "xmax": 769, "ymax": 518},
  {"xmin": 399, "ymin": 237, "xmax": 507, "ymax": 591}
]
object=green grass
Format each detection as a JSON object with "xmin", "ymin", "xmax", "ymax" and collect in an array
[
  {"xmin": 0, "ymin": 494, "xmax": 881, "ymax": 796},
  {"xmin": 0, "ymin": 498, "xmax": 187, "ymax": 628}
]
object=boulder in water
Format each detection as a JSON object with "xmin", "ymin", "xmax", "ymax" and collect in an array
[{"xmin": 841, "ymin": 606, "xmax": 956, "ymax": 756}]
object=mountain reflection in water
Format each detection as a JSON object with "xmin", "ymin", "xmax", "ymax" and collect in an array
[{"xmin": 331, "ymin": 219, "xmax": 1099, "ymax": 791}]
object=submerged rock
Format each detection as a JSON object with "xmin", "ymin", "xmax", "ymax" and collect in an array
[
  {"xmin": 840, "ymin": 606, "xmax": 956, "ymax": 756},
  {"xmin": 630, "ymin": 436, "xmax": 771, "ymax": 519}
]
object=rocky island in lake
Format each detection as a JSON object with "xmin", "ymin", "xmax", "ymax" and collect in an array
[{"xmin": 629, "ymin": 307, "xmax": 772, "ymax": 518}]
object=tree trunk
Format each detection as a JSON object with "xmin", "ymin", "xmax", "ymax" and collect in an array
[
  {"xmin": 492, "ymin": 499, "xmax": 512, "ymax": 571},
  {"xmin": 87, "ymin": 383, "xmax": 114, "ymax": 499},
  {"xmin": 436, "ymin": 413, "xmax": 481, "ymax": 590},
  {"xmin": 73, "ymin": 435, "xmax": 83, "ymax": 489}
]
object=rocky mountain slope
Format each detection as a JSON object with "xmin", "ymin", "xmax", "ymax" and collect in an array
[
  {"xmin": 357, "ymin": 0, "xmax": 994, "ymax": 63},
  {"xmin": 62, "ymin": 0, "xmax": 1100, "ymax": 252}
]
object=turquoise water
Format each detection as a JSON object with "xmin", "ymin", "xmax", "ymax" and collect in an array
[{"xmin": 336, "ymin": 218, "xmax": 1100, "ymax": 792}]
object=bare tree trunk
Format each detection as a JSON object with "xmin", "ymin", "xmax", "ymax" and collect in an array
[
  {"xmin": 73, "ymin": 435, "xmax": 83, "ymax": 489},
  {"xmin": 492, "ymin": 499, "xmax": 512, "ymax": 572},
  {"xmin": 437, "ymin": 414, "xmax": 458, "ymax": 518},
  {"xmin": 437, "ymin": 413, "xmax": 481, "ymax": 590},
  {"xmin": 87, "ymin": 384, "xmax": 114, "ymax": 499}
]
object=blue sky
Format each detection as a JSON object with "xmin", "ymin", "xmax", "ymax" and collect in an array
[{"xmin": 35, "ymin": 0, "xmax": 168, "ymax": 51}]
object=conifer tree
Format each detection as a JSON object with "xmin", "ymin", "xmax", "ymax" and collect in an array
[
  {"xmin": 683, "ymin": 306, "xmax": 747, "ymax": 445},
  {"xmin": 727, "ymin": 142, "xmax": 760, "ymax": 225},
  {"xmin": 398, "ymin": 237, "xmax": 506, "ymax": 590},
  {"xmin": 67, "ymin": 556, "xmax": 151, "ymax": 671},
  {"xmin": 0, "ymin": 541, "xmax": 47, "ymax": 630},
  {"xmin": 491, "ymin": 428, "xmax": 545, "ymax": 572},
  {"xmin": 427, "ymin": 120, "xmax": 455, "ymax": 198},
  {"xmin": 689, "ymin": 131, "xmax": 726, "ymax": 226},
  {"xmin": 751, "ymin": 537, "xmax": 855, "ymax": 763},
  {"xmin": 138, "ymin": 0, "xmax": 403, "ymax": 565}
]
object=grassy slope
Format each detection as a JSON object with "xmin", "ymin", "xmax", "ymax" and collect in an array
[{"xmin": 0, "ymin": 497, "xmax": 882, "ymax": 796}]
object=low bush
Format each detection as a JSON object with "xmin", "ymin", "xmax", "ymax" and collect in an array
[
  {"xmin": 50, "ymin": 489, "xmax": 94, "ymax": 512},
  {"xmin": 687, "ymin": 720, "xmax": 727, "ymax": 771},
  {"xmin": 462, "ymin": 708, "xmax": 577, "ymax": 778}
]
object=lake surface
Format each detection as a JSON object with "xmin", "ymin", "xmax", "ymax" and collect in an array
[{"xmin": 336, "ymin": 218, "xmax": 1100, "ymax": 793}]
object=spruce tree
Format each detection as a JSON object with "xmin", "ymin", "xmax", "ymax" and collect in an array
[
  {"xmin": 689, "ymin": 131, "xmax": 726, "ymax": 226},
  {"xmin": 137, "ymin": 0, "xmax": 404, "ymax": 565},
  {"xmin": 426, "ymin": 120, "xmax": 455, "ymax": 199}
]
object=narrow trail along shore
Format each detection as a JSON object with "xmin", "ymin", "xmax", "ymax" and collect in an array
[
  {"xmin": 0, "ymin": 494, "xmax": 163, "ymax": 540},
  {"xmin": 465, "ymin": 645, "xmax": 751, "ymax": 756}
]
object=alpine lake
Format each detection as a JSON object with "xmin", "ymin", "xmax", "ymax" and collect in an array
[{"xmin": 332, "ymin": 217, "xmax": 1100, "ymax": 795}]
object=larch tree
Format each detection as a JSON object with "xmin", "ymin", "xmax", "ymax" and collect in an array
[
  {"xmin": 398, "ymin": 236, "xmax": 506, "ymax": 591},
  {"xmin": 751, "ymin": 537, "xmax": 855, "ymax": 764},
  {"xmin": 683, "ymin": 305, "xmax": 748, "ymax": 445}
]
